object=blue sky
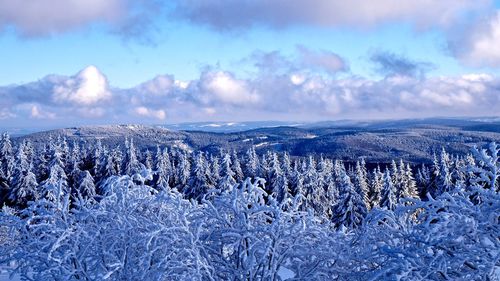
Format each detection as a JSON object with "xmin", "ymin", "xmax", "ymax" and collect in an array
[{"xmin": 1, "ymin": 0, "xmax": 500, "ymax": 127}]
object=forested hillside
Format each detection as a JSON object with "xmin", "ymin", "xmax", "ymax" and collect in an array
[{"xmin": 0, "ymin": 133, "xmax": 499, "ymax": 280}]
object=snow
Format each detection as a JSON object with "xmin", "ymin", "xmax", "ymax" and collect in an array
[
  {"xmin": 0, "ymin": 266, "xmax": 19, "ymax": 281},
  {"xmin": 255, "ymin": 142, "xmax": 269, "ymax": 147},
  {"xmin": 277, "ymin": 266, "xmax": 294, "ymax": 280}
]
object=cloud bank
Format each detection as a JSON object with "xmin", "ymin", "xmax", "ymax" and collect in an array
[
  {"xmin": 0, "ymin": 49, "xmax": 499, "ymax": 127},
  {"xmin": 1, "ymin": 0, "xmax": 499, "ymax": 68},
  {"xmin": 174, "ymin": 0, "xmax": 488, "ymax": 30}
]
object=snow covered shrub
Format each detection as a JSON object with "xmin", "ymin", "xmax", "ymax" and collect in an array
[
  {"xmin": 190, "ymin": 178, "xmax": 343, "ymax": 280},
  {"xmin": 1, "ymin": 176, "xmax": 213, "ymax": 281},
  {"xmin": 353, "ymin": 191, "xmax": 500, "ymax": 280}
]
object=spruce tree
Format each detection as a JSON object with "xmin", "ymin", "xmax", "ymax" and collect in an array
[
  {"xmin": 379, "ymin": 170, "xmax": 397, "ymax": 210},
  {"xmin": 331, "ymin": 169, "xmax": 367, "ymax": 229}
]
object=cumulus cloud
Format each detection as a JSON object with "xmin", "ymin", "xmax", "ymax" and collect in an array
[
  {"xmin": 52, "ymin": 65, "xmax": 112, "ymax": 105},
  {"xmin": 0, "ymin": 108, "xmax": 15, "ymax": 120},
  {"xmin": 134, "ymin": 106, "xmax": 166, "ymax": 120},
  {"xmin": 30, "ymin": 105, "xmax": 56, "ymax": 119},
  {"xmin": 450, "ymin": 11, "xmax": 500, "ymax": 67},
  {"xmin": 193, "ymin": 71, "xmax": 260, "ymax": 106},
  {"xmin": 0, "ymin": 62, "xmax": 499, "ymax": 127},
  {"xmin": 250, "ymin": 46, "xmax": 348, "ymax": 75},
  {"xmin": 174, "ymin": 0, "xmax": 488, "ymax": 31},
  {"xmin": 370, "ymin": 51, "xmax": 435, "ymax": 78}
]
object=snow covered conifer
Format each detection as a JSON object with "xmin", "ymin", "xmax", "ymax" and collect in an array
[
  {"xmin": 155, "ymin": 147, "xmax": 171, "ymax": 190},
  {"xmin": 40, "ymin": 147, "xmax": 69, "ymax": 210},
  {"xmin": 468, "ymin": 142, "xmax": 499, "ymax": 192},
  {"xmin": 331, "ymin": 168, "xmax": 367, "ymax": 229},
  {"xmin": 76, "ymin": 170, "xmax": 96, "ymax": 204},
  {"xmin": 218, "ymin": 152, "xmax": 236, "ymax": 191},
  {"xmin": 231, "ymin": 151, "xmax": 244, "ymax": 182},
  {"xmin": 354, "ymin": 160, "xmax": 370, "ymax": 208},
  {"xmin": 369, "ymin": 166, "xmax": 383, "ymax": 209},
  {"xmin": 379, "ymin": 170, "xmax": 397, "ymax": 210},
  {"xmin": 244, "ymin": 147, "xmax": 259, "ymax": 178}
]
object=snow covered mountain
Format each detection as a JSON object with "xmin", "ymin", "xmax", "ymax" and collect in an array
[{"xmin": 15, "ymin": 118, "xmax": 500, "ymax": 164}]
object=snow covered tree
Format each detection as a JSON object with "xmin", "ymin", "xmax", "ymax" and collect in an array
[
  {"xmin": 416, "ymin": 164, "xmax": 431, "ymax": 198},
  {"xmin": 231, "ymin": 151, "xmax": 244, "ymax": 182},
  {"xmin": 39, "ymin": 147, "xmax": 69, "ymax": 210},
  {"xmin": 124, "ymin": 138, "xmax": 144, "ymax": 176},
  {"xmin": 244, "ymin": 147, "xmax": 259, "ymax": 178},
  {"xmin": 282, "ymin": 152, "xmax": 292, "ymax": 179},
  {"xmin": 354, "ymin": 159, "xmax": 370, "ymax": 208},
  {"xmin": 379, "ymin": 170, "xmax": 397, "ymax": 210},
  {"xmin": 143, "ymin": 149, "xmax": 153, "ymax": 170},
  {"xmin": 154, "ymin": 146, "xmax": 171, "ymax": 191},
  {"xmin": 76, "ymin": 170, "xmax": 96, "ymax": 203},
  {"xmin": 437, "ymin": 148, "xmax": 454, "ymax": 195},
  {"xmin": 267, "ymin": 152, "xmax": 283, "ymax": 194},
  {"xmin": 209, "ymin": 154, "xmax": 220, "ymax": 184},
  {"xmin": 9, "ymin": 141, "xmax": 38, "ymax": 206},
  {"xmin": 302, "ymin": 156, "xmax": 318, "ymax": 200},
  {"xmin": 175, "ymin": 150, "xmax": 191, "ymax": 191},
  {"xmin": 0, "ymin": 133, "xmax": 14, "ymax": 188},
  {"xmin": 331, "ymin": 168, "xmax": 367, "ymax": 229},
  {"xmin": 368, "ymin": 166, "xmax": 383, "ymax": 209},
  {"xmin": 399, "ymin": 163, "xmax": 418, "ymax": 201},
  {"xmin": 468, "ymin": 142, "xmax": 499, "ymax": 192},
  {"xmin": 218, "ymin": 152, "xmax": 236, "ymax": 191},
  {"xmin": 187, "ymin": 152, "xmax": 214, "ymax": 200}
]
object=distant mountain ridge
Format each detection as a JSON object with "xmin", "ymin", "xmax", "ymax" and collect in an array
[{"xmin": 14, "ymin": 118, "xmax": 500, "ymax": 164}]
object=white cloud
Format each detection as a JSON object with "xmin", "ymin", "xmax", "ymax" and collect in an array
[
  {"xmin": 453, "ymin": 11, "xmax": 500, "ymax": 67},
  {"xmin": 30, "ymin": 105, "xmax": 56, "ymax": 119},
  {"xmin": 1, "ymin": 63, "xmax": 500, "ymax": 126},
  {"xmin": 0, "ymin": 0, "xmax": 125, "ymax": 36},
  {"xmin": 198, "ymin": 71, "xmax": 260, "ymax": 106},
  {"xmin": 134, "ymin": 106, "xmax": 166, "ymax": 120},
  {"xmin": 175, "ymin": 0, "xmax": 488, "ymax": 30},
  {"xmin": 0, "ymin": 108, "xmax": 15, "ymax": 120},
  {"xmin": 52, "ymin": 65, "xmax": 112, "ymax": 105}
]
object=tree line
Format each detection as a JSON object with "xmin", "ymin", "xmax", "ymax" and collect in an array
[{"xmin": 0, "ymin": 133, "xmax": 498, "ymax": 279}]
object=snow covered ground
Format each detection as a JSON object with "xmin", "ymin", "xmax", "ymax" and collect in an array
[{"xmin": 0, "ymin": 266, "xmax": 19, "ymax": 281}]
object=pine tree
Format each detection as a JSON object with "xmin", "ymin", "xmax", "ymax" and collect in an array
[
  {"xmin": 400, "ymin": 163, "xmax": 418, "ymax": 201},
  {"xmin": 210, "ymin": 154, "xmax": 220, "ymax": 184},
  {"xmin": 379, "ymin": 170, "xmax": 397, "ymax": 210},
  {"xmin": 40, "ymin": 147, "xmax": 69, "ymax": 210},
  {"xmin": 416, "ymin": 164, "xmax": 431, "ymax": 198},
  {"xmin": 9, "ymin": 142, "xmax": 38, "ymax": 207},
  {"xmin": 155, "ymin": 146, "xmax": 171, "ymax": 191},
  {"xmin": 267, "ymin": 152, "xmax": 283, "ymax": 194},
  {"xmin": 469, "ymin": 142, "xmax": 499, "ymax": 192},
  {"xmin": 369, "ymin": 166, "xmax": 383, "ymax": 209},
  {"xmin": 125, "ymin": 138, "xmax": 144, "ymax": 176},
  {"xmin": 331, "ymin": 168, "xmax": 367, "ymax": 229},
  {"xmin": 244, "ymin": 147, "xmax": 259, "ymax": 178},
  {"xmin": 302, "ymin": 156, "xmax": 318, "ymax": 199},
  {"xmin": 282, "ymin": 152, "xmax": 292, "ymax": 179},
  {"xmin": 144, "ymin": 149, "xmax": 153, "ymax": 170},
  {"xmin": 231, "ymin": 151, "xmax": 244, "ymax": 182},
  {"xmin": 437, "ymin": 148, "xmax": 454, "ymax": 194},
  {"xmin": 9, "ymin": 141, "xmax": 32, "ymax": 205},
  {"xmin": 175, "ymin": 151, "xmax": 191, "ymax": 191},
  {"xmin": 218, "ymin": 152, "xmax": 236, "ymax": 191},
  {"xmin": 354, "ymin": 160, "xmax": 370, "ymax": 208},
  {"xmin": 187, "ymin": 152, "xmax": 213, "ymax": 200},
  {"xmin": 0, "ymin": 133, "xmax": 14, "ymax": 183},
  {"xmin": 77, "ymin": 170, "xmax": 96, "ymax": 202}
]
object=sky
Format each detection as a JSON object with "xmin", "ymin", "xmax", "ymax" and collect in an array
[{"xmin": 1, "ymin": 0, "xmax": 500, "ymax": 128}]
